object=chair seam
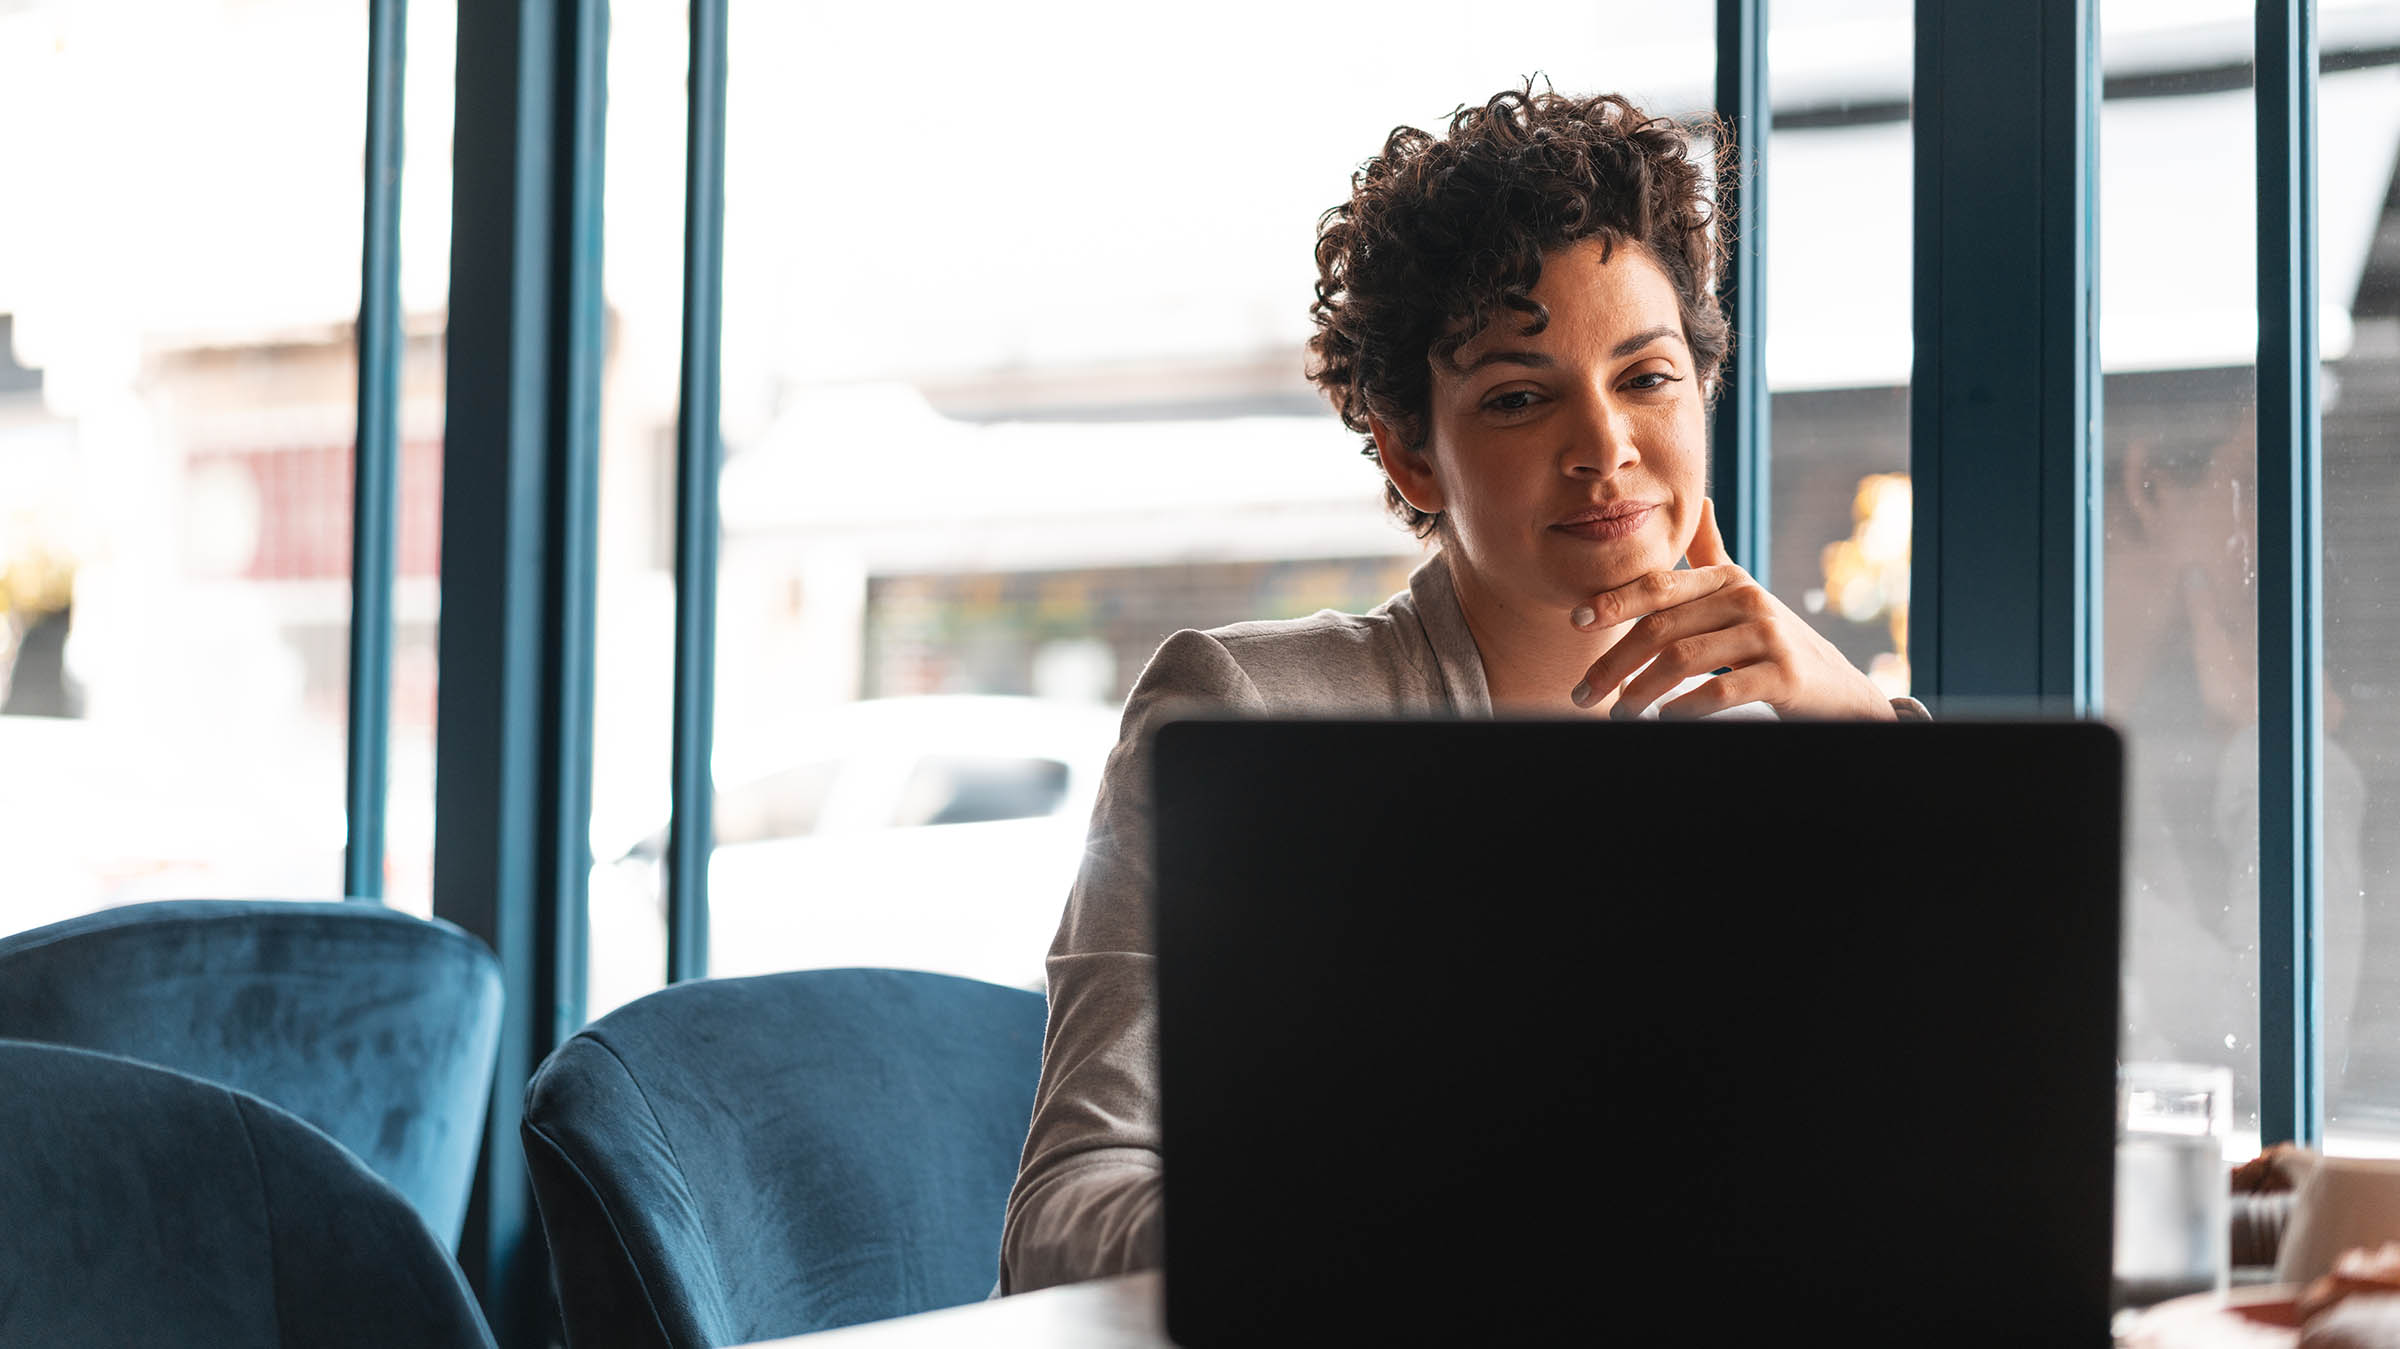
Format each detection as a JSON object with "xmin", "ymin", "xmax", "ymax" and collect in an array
[
  {"xmin": 523, "ymin": 1115, "xmax": 679, "ymax": 1348},
  {"xmin": 228, "ymin": 1090, "xmax": 285, "ymax": 1349},
  {"xmin": 580, "ymin": 1034, "xmax": 695, "ymax": 1203}
]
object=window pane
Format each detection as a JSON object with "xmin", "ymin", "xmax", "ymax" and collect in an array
[
  {"xmin": 1764, "ymin": 0, "xmax": 1913, "ymax": 699},
  {"xmin": 0, "ymin": 1, "xmax": 367, "ymax": 933},
  {"xmin": 584, "ymin": 0, "xmax": 689, "ymax": 1021},
  {"xmin": 2317, "ymin": 1, "xmax": 2400, "ymax": 1154},
  {"xmin": 2098, "ymin": 2, "xmax": 2262, "ymax": 1151},
  {"xmin": 383, "ymin": 0, "xmax": 456, "ymax": 921},
  {"xmin": 681, "ymin": 2, "xmax": 1715, "ymax": 991}
]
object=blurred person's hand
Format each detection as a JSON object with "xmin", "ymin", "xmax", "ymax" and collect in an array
[
  {"xmin": 2232, "ymin": 1141, "xmax": 2319, "ymax": 1195},
  {"xmin": 1570, "ymin": 498, "xmax": 1896, "ymax": 721},
  {"xmin": 2123, "ymin": 431, "xmax": 2261, "ymax": 727}
]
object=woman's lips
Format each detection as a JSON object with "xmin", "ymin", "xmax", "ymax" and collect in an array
[{"xmin": 1551, "ymin": 505, "xmax": 1657, "ymax": 541}]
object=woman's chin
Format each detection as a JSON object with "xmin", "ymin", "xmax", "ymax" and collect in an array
[{"xmin": 1559, "ymin": 549, "xmax": 1675, "ymax": 602}]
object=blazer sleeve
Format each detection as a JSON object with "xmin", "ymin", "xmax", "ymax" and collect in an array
[{"xmin": 999, "ymin": 629, "xmax": 1267, "ymax": 1294}]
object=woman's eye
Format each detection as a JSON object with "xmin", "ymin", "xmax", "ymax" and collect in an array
[
  {"xmin": 1484, "ymin": 391, "xmax": 1540, "ymax": 413},
  {"xmin": 1628, "ymin": 372, "xmax": 1684, "ymax": 392}
]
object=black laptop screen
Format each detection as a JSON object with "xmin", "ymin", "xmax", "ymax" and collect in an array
[{"xmin": 1153, "ymin": 718, "xmax": 2122, "ymax": 1345}]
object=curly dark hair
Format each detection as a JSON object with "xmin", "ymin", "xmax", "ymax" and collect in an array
[{"xmin": 1306, "ymin": 83, "xmax": 1733, "ymax": 538}]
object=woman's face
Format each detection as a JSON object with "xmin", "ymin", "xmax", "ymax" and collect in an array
[{"xmin": 1377, "ymin": 237, "xmax": 1708, "ymax": 619}]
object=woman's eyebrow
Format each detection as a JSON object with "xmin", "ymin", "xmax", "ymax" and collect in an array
[
  {"xmin": 1459, "ymin": 348, "xmax": 1555, "ymax": 373},
  {"xmin": 1458, "ymin": 325, "xmax": 1684, "ymax": 372},
  {"xmin": 1611, "ymin": 325, "xmax": 1684, "ymax": 358}
]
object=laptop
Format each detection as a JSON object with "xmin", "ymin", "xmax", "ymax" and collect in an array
[{"xmin": 1152, "ymin": 718, "xmax": 2122, "ymax": 1345}]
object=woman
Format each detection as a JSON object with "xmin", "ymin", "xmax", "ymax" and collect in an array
[{"xmin": 999, "ymin": 83, "xmax": 1924, "ymax": 1295}]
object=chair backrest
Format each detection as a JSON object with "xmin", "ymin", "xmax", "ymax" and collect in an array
[
  {"xmin": 0, "ymin": 1039, "xmax": 496, "ymax": 1348},
  {"xmin": 0, "ymin": 899, "xmax": 504, "ymax": 1249},
  {"xmin": 522, "ymin": 968, "xmax": 1045, "ymax": 1348}
]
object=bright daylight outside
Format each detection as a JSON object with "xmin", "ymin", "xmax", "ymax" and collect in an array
[{"xmin": 3, "ymin": 0, "xmax": 2399, "ymax": 1159}]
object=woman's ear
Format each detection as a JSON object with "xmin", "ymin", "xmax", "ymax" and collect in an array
[{"xmin": 1369, "ymin": 415, "xmax": 1445, "ymax": 516}]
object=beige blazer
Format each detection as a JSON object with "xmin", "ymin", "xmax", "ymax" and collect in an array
[{"xmin": 999, "ymin": 549, "xmax": 1913, "ymax": 1292}]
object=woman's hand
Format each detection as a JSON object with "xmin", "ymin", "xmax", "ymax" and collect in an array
[{"xmin": 1569, "ymin": 498, "xmax": 1897, "ymax": 720}]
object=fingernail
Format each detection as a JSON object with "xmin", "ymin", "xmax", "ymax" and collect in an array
[
  {"xmin": 1571, "ymin": 605, "xmax": 1595, "ymax": 629},
  {"xmin": 1570, "ymin": 681, "xmax": 1592, "ymax": 707}
]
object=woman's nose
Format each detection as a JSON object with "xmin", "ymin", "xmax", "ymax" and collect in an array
[{"xmin": 1564, "ymin": 393, "xmax": 1639, "ymax": 477}]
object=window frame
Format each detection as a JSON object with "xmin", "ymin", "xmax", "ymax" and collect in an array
[
  {"xmin": 2254, "ymin": 0, "xmax": 2328, "ymax": 1148},
  {"xmin": 1712, "ymin": 0, "xmax": 1772, "ymax": 583},
  {"xmin": 343, "ymin": 0, "xmax": 405, "ymax": 901},
  {"xmin": 666, "ymin": 0, "xmax": 729, "ymax": 988}
]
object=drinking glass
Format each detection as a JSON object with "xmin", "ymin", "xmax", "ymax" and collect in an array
[{"xmin": 2113, "ymin": 1061, "xmax": 2232, "ymax": 1309}]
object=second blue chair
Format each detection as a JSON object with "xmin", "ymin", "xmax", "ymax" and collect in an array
[
  {"xmin": 522, "ymin": 967, "xmax": 1046, "ymax": 1348},
  {"xmin": 0, "ymin": 898, "xmax": 504, "ymax": 1250}
]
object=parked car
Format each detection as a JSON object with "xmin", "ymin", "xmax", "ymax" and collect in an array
[{"xmin": 586, "ymin": 695, "xmax": 1120, "ymax": 1014}]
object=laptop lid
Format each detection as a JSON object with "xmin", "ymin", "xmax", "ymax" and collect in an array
[{"xmin": 1153, "ymin": 718, "xmax": 2122, "ymax": 1345}]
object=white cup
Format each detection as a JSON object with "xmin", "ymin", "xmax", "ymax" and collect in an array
[
  {"xmin": 2114, "ymin": 1062, "xmax": 2232, "ymax": 1308},
  {"xmin": 2274, "ymin": 1156, "xmax": 2400, "ymax": 1286}
]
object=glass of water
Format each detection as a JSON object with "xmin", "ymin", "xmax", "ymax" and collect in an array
[{"xmin": 2113, "ymin": 1061, "xmax": 2232, "ymax": 1309}]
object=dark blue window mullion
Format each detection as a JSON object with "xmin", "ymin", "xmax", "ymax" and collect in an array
[
  {"xmin": 1711, "ymin": 0, "xmax": 1769, "ymax": 583},
  {"xmin": 433, "ymin": 0, "xmax": 607, "ymax": 1340},
  {"xmin": 1909, "ymin": 0, "xmax": 2098, "ymax": 715},
  {"xmin": 344, "ymin": 0, "xmax": 406, "ymax": 901},
  {"xmin": 545, "ymin": 0, "xmax": 608, "ymax": 1043},
  {"xmin": 666, "ymin": 0, "xmax": 729, "ymax": 987},
  {"xmin": 2255, "ymin": 0, "xmax": 2325, "ymax": 1149}
]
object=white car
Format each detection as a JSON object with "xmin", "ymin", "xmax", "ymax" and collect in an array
[{"xmin": 586, "ymin": 695, "xmax": 1120, "ymax": 1014}]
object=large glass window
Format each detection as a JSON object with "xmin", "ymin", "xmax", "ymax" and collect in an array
[
  {"xmin": 1765, "ymin": 0, "xmax": 1913, "ymax": 698},
  {"xmin": 2095, "ymin": 0, "xmax": 2400, "ymax": 1154},
  {"xmin": 2099, "ymin": 1, "xmax": 2266, "ymax": 1150},
  {"xmin": 584, "ymin": 0, "xmax": 690, "ymax": 1019},
  {"xmin": 384, "ymin": 0, "xmax": 456, "ymax": 921},
  {"xmin": 578, "ymin": 3, "xmax": 1720, "ymax": 996},
  {"xmin": 20, "ymin": 0, "xmax": 2382, "ymax": 1162},
  {"xmin": 2318, "ymin": 2, "xmax": 2400, "ymax": 1153},
  {"xmin": 0, "ymin": 1, "xmax": 376, "ymax": 934}
]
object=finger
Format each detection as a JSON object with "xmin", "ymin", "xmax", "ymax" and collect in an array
[
  {"xmin": 1576, "ymin": 589, "xmax": 1763, "ymax": 701},
  {"xmin": 1685, "ymin": 496, "xmax": 1732, "ymax": 569},
  {"xmin": 1572, "ymin": 563, "xmax": 1740, "ymax": 632},
  {"xmin": 1656, "ymin": 666, "xmax": 1774, "ymax": 721},
  {"xmin": 1607, "ymin": 626, "xmax": 1770, "ymax": 719}
]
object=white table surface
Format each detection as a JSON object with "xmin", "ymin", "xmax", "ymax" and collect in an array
[{"xmin": 743, "ymin": 1271, "xmax": 1171, "ymax": 1347}]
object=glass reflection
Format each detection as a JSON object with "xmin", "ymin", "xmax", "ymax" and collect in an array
[
  {"xmin": 1763, "ymin": 0, "xmax": 1912, "ymax": 693},
  {"xmin": 2096, "ymin": 7, "xmax": 2260, "ymax": 1145},
  {"xmin": 2318, "ymin": 6, "xmax": 2400, "ymax": 1153}
]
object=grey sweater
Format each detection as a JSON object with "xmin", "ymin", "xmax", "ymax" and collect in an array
[{"xmin": 998, "ymin": 549, "xmax": 1892, "ymax": 1293}]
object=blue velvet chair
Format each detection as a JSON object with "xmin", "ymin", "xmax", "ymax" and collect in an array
[
  {"xmin": 0, "ymin": 898, "xmax": 504, "ymax": 1250},
  {"xmin": 521, "ymin": 968, "xmax": 1046, "ymax": 1348},
  {"xmin": 0, "ymin": 1039, "xmax": 496, "ymax": 1347}
]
